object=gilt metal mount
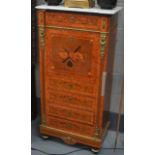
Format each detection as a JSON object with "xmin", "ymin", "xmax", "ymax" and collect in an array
[
  {"xmin": 39, "ymin": 27, "xmax": 45, "ymax": 48},
  {"xmin": 94, "ymin": 127, "xmax": 101, "ymax": 137},
  {"xmin": 100, "ymin": 33, "xmax": 107, "ymax": 58}
]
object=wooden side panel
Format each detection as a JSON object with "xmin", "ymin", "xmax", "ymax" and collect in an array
[
  {"xmin": 96, "ymin": 14, "xmax": 118, "ymax": 136},
  {"xmin": 103, "ymin": 14, "xmax": 118, "ymax": 129}
]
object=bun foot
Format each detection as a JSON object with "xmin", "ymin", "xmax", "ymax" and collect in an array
[
  {"xmin": 41, "ymin": 135, "xmax": 49, "ymax": 140},
  {"xmin": 91, "ymin": 148, "xmax": 100, "ymax": 154}
]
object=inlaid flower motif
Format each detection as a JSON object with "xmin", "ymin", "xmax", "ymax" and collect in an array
[
  {"xmin": 59, "ymin": 51, "xmax": 68, "ymax": 60},
  {"xmin": 58, "ymin": 46, "xmax": 84, "ymax": 67}
]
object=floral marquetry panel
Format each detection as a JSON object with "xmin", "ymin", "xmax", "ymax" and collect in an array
[
  {"xmin": 51, "ymin": 36, "xmax": 92, "ymax": 74},
  {"xmin": 45, "ymin": 28, "xmax": 100, "ymax": 77}
]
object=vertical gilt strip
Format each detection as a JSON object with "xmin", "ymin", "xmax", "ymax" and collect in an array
[
  {"xmin": 102, "ymin": 20, "xmax": 106, "ymax": 29},
  {"xmin": 39, "ymin": 27, "xmax": 45, "ymax": 48},
  {"xmin": 38, "ymin": 11, "xmax": 46, "ymax": 124},
  {"xmin": 39, "ymin": 27, "xmax": 46, "ymax": 124},
  {"xmin": 100, "ymin": 33, "xmax": 107, "ymax": 58},
  {"xmin": 94, "ymin": 127, "xmax": 101, "ymax": 138}
]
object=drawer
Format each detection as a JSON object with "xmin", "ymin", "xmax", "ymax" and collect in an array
[
  {"xmin": 47, "ymin": 105, "xmax": 94, "ymax": 125},
  {"xmin": 47, "ymin": 78, "xmax": 95, "ymax": 96},
  {"xmin": 47, "ymin": 116, "xmax": 94, "ymax": 136},
  {"xmin": 45, "ymin": 11, "xmax": 103, "ymax": 31},
  {"xmin": 46, "ymin": 90, "xmax": 95, "ymax": 111}
]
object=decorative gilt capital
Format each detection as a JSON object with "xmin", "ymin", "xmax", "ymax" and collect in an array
[{"xmin": 100, "ymin": 33, "xmax": 107, "ymax": 59}]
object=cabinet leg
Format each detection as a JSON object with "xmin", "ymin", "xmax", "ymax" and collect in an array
[
  {"xmin": 91, "ymin": 148, "xmax": 100, "ymax": 154},
  {"xmin": 41, "ymin": 135, "xmax": 49, "ymax": 140}
]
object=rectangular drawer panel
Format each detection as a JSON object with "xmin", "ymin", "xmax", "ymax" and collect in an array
[
  {"xmin": 46, "ymin": 78, "xmax": 96, "ymax": 97},
  {"xmin": 47, "ymin": 105, "xmax": 94, "ymax": 125},
  {"xmin": 46, "ymin": 90, "xmax": 95, "ymax": 111},
  {"xmin": 47, "ymin": 116, "xmax": 94, "ymax": 136},
  {"xmin": 45, "ymin": 11, "xmax": 102, "ymax": 31}
]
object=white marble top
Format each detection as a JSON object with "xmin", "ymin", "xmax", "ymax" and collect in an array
[{"xmin": 36, "ymin": 4, "xmax": 122, "ymax": 15}]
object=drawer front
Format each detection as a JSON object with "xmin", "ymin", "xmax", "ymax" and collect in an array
[
  {"xmin": 46, "ymin": 89, "xmax": 95, "ymax": 111},
  {"xmin": 46, "ymin": 77, "xmax": 95, "ymax": 96},
  {"xmin": 47, "ymin": 116, "xmax": 94, "ymax": 136},
  {"xmin": 47, "ymin": 105, "xmax": 94, "ymax": 125},
  {"xmin": 37, "ymin": 10, "xmax": 110, "ymax": 32},
  {"xmin": 45, "ymin": 11, "xmax": 102, "ymax": 31}
]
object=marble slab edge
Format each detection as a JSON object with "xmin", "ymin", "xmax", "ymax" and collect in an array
[{"xmin": 35, "ymin": 4, "xmax": 122, "ymax": 15}]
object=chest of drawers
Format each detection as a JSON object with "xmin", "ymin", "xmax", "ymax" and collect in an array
[{"xmin": 36, "ymin": 5, "xmax": 121, "ymax": 151}]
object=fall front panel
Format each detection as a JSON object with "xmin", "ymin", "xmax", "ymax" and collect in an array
[{"xmin": 43, "ymin": 28, "xmax": 102, "ymax": 136}]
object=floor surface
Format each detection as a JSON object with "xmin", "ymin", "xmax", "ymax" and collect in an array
[{"xmin": 31, "ymin": 118, "xmax": 124, "ymax": 155}]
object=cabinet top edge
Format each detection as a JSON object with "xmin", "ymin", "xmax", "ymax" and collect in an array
[{"xmin": 35, "ymin": 4, "xmax": 122, "ymax": 15}]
